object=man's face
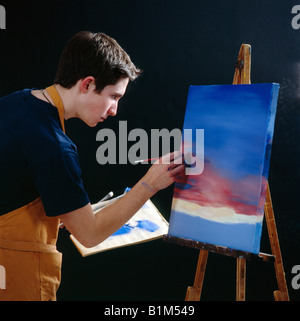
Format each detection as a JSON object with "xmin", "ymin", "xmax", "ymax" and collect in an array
[{"xmin": 80, "ymin": 77, "xmax": 129, "ymax": 127}]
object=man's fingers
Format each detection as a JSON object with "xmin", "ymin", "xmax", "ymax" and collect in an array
[
  {"xmin": 168, "ymin": 163, "xmax": 185, "ymax": 175},
  {"xmin": 159, "ymin": 150, "xmax": 183, "ymax": 164},
  {"xmin": 169, "ymin": 150, "xmax": 183, "ymax": 161}
]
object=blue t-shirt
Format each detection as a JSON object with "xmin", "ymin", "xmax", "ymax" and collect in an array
[{"xmin": 0, "ymin": 89, "xmax": 90, "ymax": 217}]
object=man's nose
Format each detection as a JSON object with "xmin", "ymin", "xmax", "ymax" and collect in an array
[{"xmin": 107, "ymin": 103, "xmax": 118, "ymax": 117}]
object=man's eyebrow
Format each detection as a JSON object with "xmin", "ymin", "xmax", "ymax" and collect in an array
[{"xmin": 113, "ymin": 92, "xmax": 124, "ymax": 97}]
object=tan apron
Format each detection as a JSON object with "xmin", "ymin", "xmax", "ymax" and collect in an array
[{"xmin": 0, "ymin": 85, "xmax": 65, "ymax": 301}]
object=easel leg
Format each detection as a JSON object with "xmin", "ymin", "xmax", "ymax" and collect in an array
[
  {"xmin": 236, "ymin": 257, "xmax": 246, "ymax": 301},
  {"xmin": 185, "ymin": 250, "xmax": 208, "ymax": 301},
  {"xmin": 264, "ymin": 184, "xmax": 289, "ymax": 301}
]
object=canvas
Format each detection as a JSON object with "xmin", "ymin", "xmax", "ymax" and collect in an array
[
  {"xmin": 168, "ymin": 84, "xmax": 279, "ymax": 254},
  {"xmin": 71, "ymin": 198, "xmax": 169, "ymax": 257}
]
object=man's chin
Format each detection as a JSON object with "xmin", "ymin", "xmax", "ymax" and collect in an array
[
  {"xmin": 84, "ymin": 121, "xmax": 98, "ymax": 127},
  {"xmin": 83, "ymin": 118, "xmax": 104, "ymax": 127}
]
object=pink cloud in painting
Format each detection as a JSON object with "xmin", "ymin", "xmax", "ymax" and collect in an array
[{"xmin": 174, "ymin": 163, "xmax": 268, "ymax": 216}]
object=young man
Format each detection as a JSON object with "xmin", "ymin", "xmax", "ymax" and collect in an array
[{"xmin": 0, "ymin": 31, "xmax": 184, "ymax": 300}]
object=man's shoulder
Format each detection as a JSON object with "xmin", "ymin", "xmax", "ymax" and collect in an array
[{"xmin": 1, "ymin": 88, "xmax": 77, "ymax": 158}]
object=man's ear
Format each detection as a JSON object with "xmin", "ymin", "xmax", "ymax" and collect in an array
[{"xmin": 80, "ymin": 76, "xmax": 95, "ymax": 93}]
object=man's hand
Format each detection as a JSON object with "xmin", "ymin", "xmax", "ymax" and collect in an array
[{"xmin": 140, "ymin": 151, "xmax": 184, "ymax": 193}]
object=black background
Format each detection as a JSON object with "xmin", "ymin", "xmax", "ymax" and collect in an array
[{"xmin": 0, "ymin": 0, "xmax": 299, "ymax": 301}]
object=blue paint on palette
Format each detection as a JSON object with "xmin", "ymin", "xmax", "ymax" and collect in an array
[
  {"xmin": 111, "ymin": 220, "xmax": 160, "ymax": 237},
  {"xmin": 112, "ymin": 224, "xmax": 134, "ymax": 236},
  {"xmin": 136, "ymin": 220, "xmax": 159, "ymax": 232}
]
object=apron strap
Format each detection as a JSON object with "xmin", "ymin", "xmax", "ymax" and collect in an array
[{"xmin": 45, "ymin": 85, "xmax": 66, "ymax": 133}]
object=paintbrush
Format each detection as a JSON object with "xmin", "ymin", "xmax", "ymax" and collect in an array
[
  {"xmin": 91, "ymin": 187, "xmax": 131, "ymax": 212},
  {"xmin": 134, "ymin": 158, "xmax": 160, "ymax": 164},
  {"xmin": 134, "ymin": 156, "xmax": 190, "ymax": 167},
  {"xmin": 59, "ymin": 191, "xmax": 114, "ymax": 227},
  {"xmin": 91, "ymin": 191, "xmax": 114, "ymax": 211}
]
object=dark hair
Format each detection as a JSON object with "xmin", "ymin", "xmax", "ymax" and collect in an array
[{"xmin": 54, "ymin": 31, "xmax": 142, "ymax": 92}]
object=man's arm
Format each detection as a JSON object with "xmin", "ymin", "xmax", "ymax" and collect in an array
[{"xmin": 59, "ymin": 151, "xmax": 184, "ymax": 248}]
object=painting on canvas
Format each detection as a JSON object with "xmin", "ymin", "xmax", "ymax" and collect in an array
[{"xmin": 168, "ymin": 84, "xmax": 279, "ymax": 254}]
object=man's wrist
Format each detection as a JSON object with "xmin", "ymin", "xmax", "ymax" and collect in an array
[{"xmin": 141, "ymin": 181, "xmax": 156, "ymax": 194}]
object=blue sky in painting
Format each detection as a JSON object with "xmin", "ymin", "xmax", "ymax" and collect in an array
[{"xmin": 183, "ymin": 84, "xmax": 279, "ymax": 181}]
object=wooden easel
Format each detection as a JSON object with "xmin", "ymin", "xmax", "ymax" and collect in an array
[{"xmin": 164, "ymin": 44, "xmax": 289, "ymax": 301}]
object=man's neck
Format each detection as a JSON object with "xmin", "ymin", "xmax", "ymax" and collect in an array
[
  {"xmin": 31, "ymin": 84, "xmax": 79, "ymax": 120},
  {"xmin": 54, "ymin": 84, "xmax": 78, "ymax": 120}
]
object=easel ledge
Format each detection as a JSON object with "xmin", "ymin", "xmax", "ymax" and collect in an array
[{"xmin": 163, "ymin": 235, "xmax": 275, "ymax": 262}]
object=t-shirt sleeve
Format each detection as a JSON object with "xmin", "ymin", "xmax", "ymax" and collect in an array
[{"xmin": 29, "ymin": 149, "xmax": 90, "ymax": 217}]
